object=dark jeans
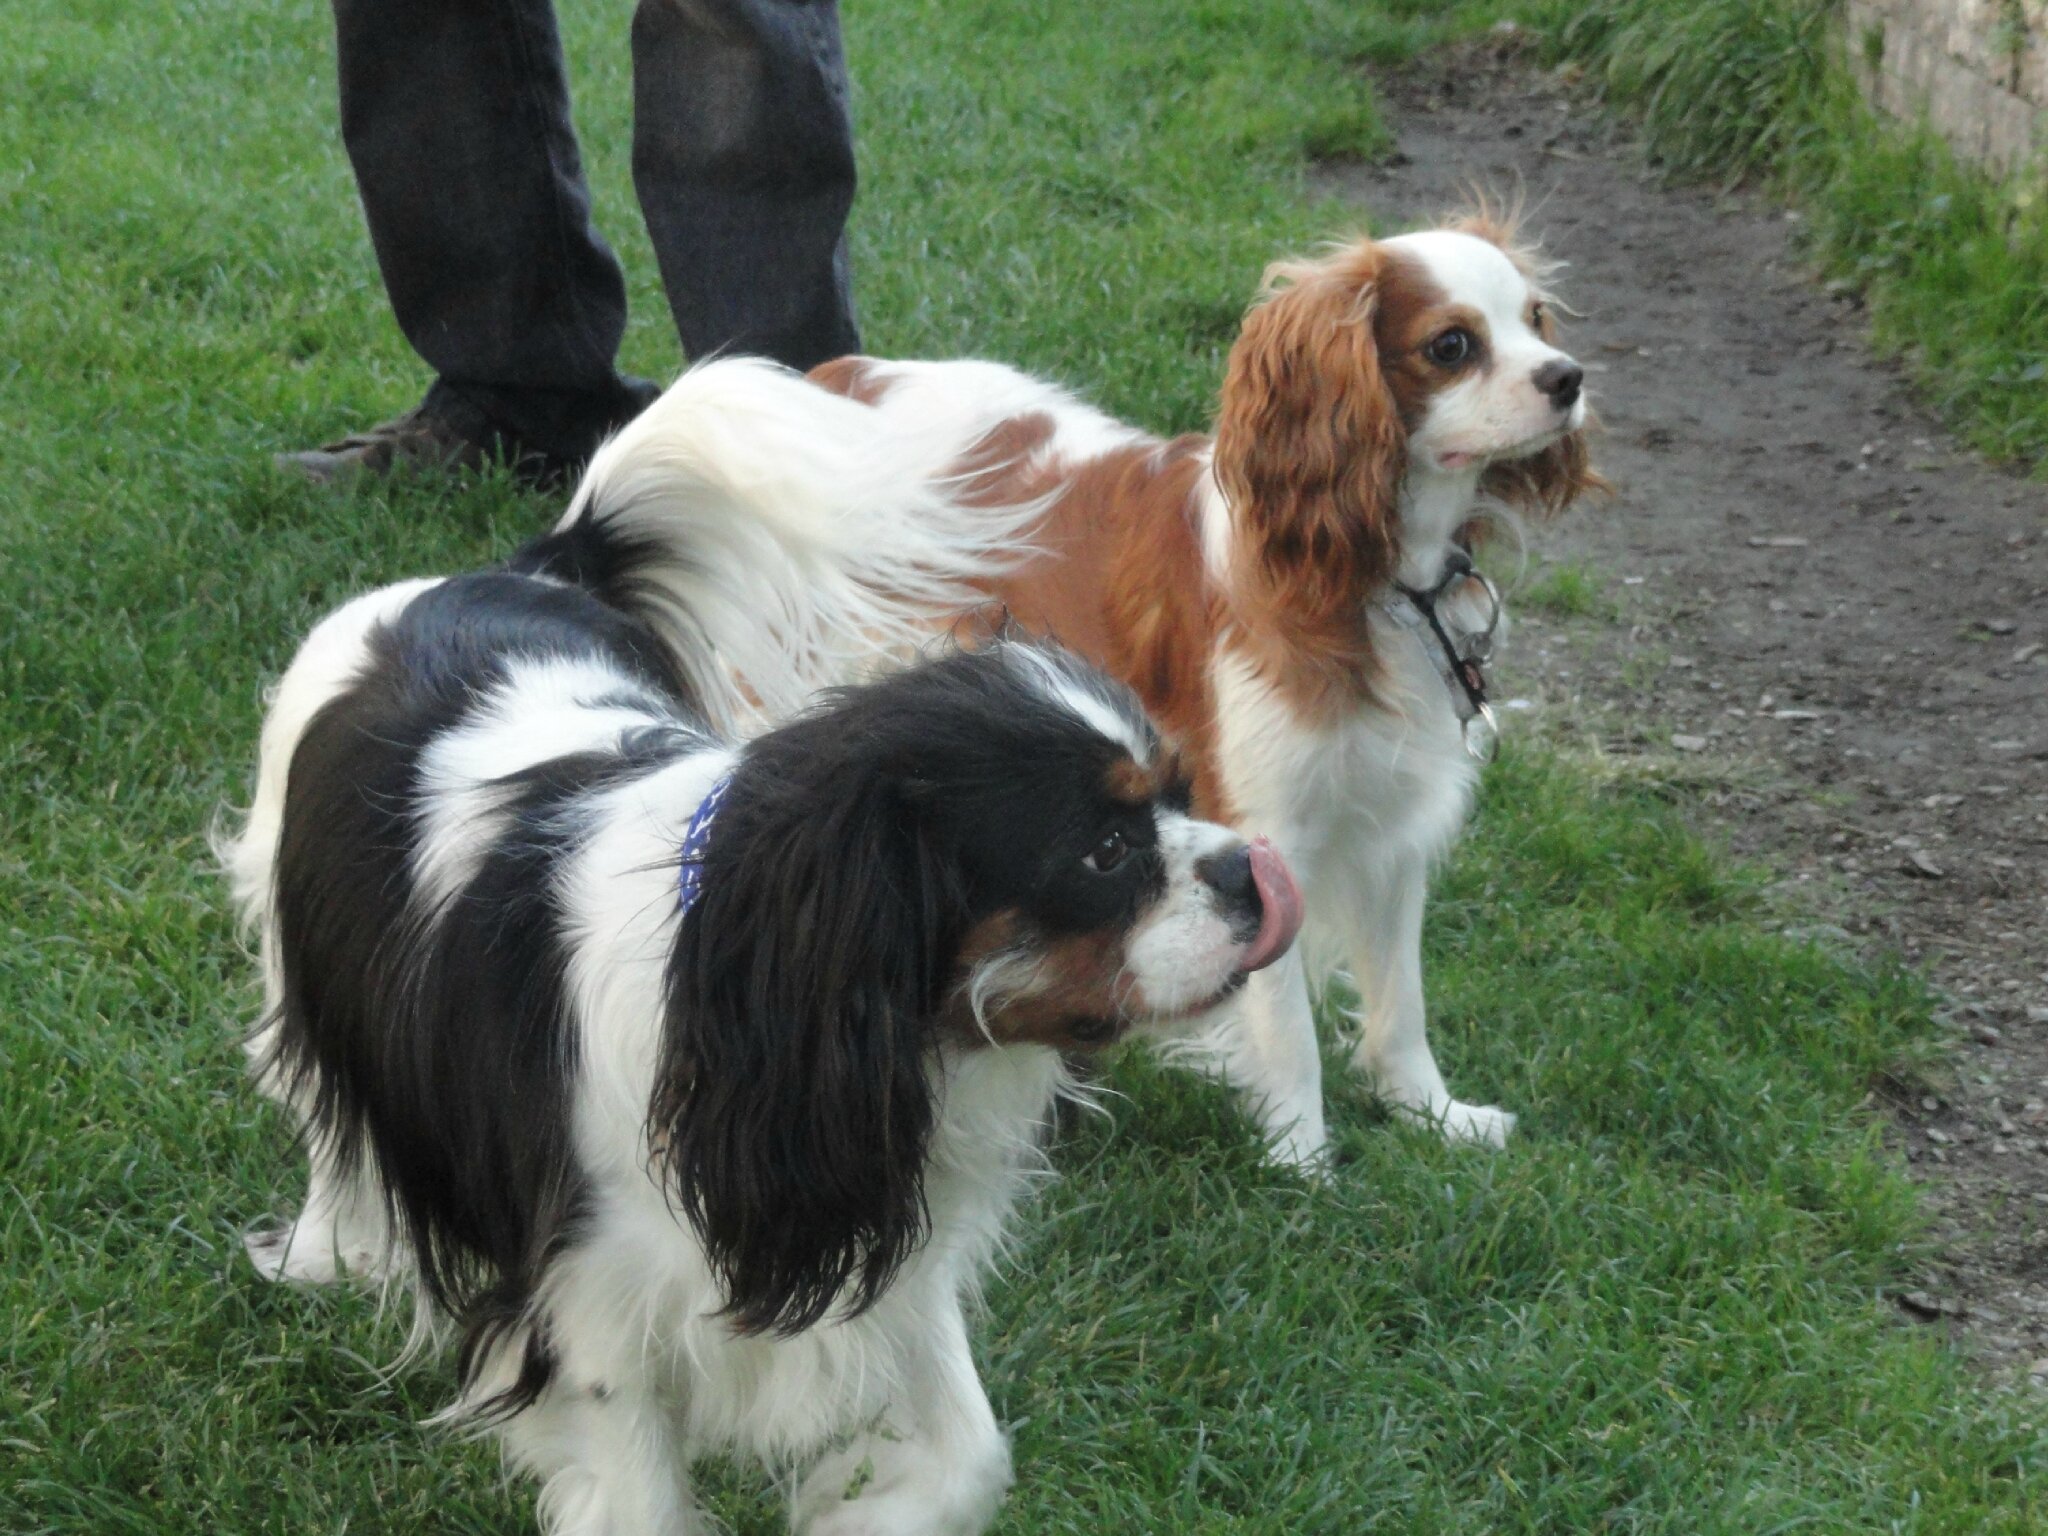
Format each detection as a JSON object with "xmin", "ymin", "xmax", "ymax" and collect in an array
[{"xmin": 332, "ymin": 0, "xmax": 860, "ymax": 462}]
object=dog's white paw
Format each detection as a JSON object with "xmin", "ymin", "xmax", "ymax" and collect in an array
[
  {"xmin": 801, "ymin": 1482, "xmax": 998, "ymax": 1536},
  {"xmin": 1246, "ymin": 1090, "xmax": 1329, "ymax": 1173},
  {"xmin": 1431, "ymin": 1099, "xmax": 1516, "ymax": 1149},
  {"xmin": 1263, "ymin": 1120, "xmax": 1334, "ymax": 1177},
  {"xmin": 245, "ymin": 1222, "xmax": 338, "ymax": 1284},
  {"xmin": 803, "ymin": 1500, "xmax": 911, "ymax": 1536},
  {"xmin": 244, "ymin": 1219, "xmax": 391, "ymax": 1284},
  {"xmin": 795, "ymin": 1438, "xmax": 1008, "ymax": 1536}
]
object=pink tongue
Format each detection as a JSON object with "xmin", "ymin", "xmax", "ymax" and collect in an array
[{"xmin": 1239, "ymin": 837, "xmax": 1305, "ymax": 973}]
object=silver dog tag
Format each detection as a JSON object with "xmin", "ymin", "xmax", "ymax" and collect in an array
[{"xmin": 1462, "ymin": 701, "xmax": 1500, "ymax": 764}]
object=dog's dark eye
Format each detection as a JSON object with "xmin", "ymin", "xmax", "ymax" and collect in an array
[
  {"xmin": 1426, "ymin": 328, "xmax": 1475, "ymax": 367},
  {"xmin": 1083, "ymin": 831, "xmax": 1130, "ymax": 873},
  {"xmin": 1529, "ymin": 302, "xmax": 1546, "ymax": 331}
]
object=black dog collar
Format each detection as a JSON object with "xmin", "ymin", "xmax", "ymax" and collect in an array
[{"xmin": 1390, "ymin": 549, "xmax": 1501, "ymax": 763}]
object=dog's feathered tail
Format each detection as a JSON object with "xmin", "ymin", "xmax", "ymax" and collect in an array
[{"xmin": 522, "ymin": 357, "xmax": 1041, "ymax": 726}]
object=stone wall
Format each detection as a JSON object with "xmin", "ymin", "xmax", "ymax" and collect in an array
[{"xmin": 1844, "ymin": 0, "xmax": 2046, "ymax": 174}]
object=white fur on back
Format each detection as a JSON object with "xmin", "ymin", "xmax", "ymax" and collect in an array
[
  {"xmin": 857, "ymin": 359, "xmax": 1152, "ymax": 471},
  {"xmin": 559, "ymin": 358, "xmax": 1052, "ymax": 725},
  {"xmin": 216, "ymin": 578, "xmax": 444, "ymax": 1011},
  {"xmin": 412, "ymin": 657, "xmax": 671, "ymax": 911}
]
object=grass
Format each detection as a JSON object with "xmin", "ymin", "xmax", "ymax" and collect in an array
[
  {"xmin": 1516, "ymin": 561, "xmax": 1622, "ymax": 622},
  {"xmin": 1496, "ymin": 0, "xmax": 2048, "ymax": 472},
  {"xmin": 2, "ymin": 0, "xmax": 2045, "ymax": 1531}
]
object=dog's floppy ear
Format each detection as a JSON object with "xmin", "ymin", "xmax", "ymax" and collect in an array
[
  {"xmin": 654, "ymin": 752, "xmax": 961, "ymax": 1337},
  {"xmin": 1479, "ymin": 422, "xmax": 1607, "ymax": 518},
  {"xmin": 1212, "ymin": 242, "xmax": 1405, "ymax": 612}
]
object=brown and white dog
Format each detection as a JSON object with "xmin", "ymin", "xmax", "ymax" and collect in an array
[{"xmin": 597, "ymin": 218, "xmax": 1599, "ymax": 1165}]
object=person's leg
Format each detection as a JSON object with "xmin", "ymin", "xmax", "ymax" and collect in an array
[
  {"xmin": 298, "ymin": 0, "xmax": 655, "ymax": 478},
  {"xmin": 631, "ymin": 0, "xmax": 860, "ymax": 371}
]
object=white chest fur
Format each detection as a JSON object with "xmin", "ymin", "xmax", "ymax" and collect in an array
[{"xmin": 1209, "ymin": 632, "xmax": 1478, "ymax": 966}]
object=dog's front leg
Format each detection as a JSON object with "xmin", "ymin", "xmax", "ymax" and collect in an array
[
  {"xmin": 792, "ymin": 1295, "xmax": 1012, "ymax": 1536},
  {"xmin": 495, "ymin": 1366, "xmax": 697, "ymax": 1536},
  {"xmin": 1345, "ymin": 852, "xmax": 1514, "ymax": 1147},
  {"xmin": 1160, "ymin": 946, "xmax": 1328, "ymax": 1168},
  {"xmin": 244, "ymin": 1148, "xmax": 398, "ymax": 1285},
  {"xmin": 1230, "ymin": 949, "xmax": 1330, "ymax": 1167}
]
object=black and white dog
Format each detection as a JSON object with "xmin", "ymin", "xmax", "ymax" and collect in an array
[{"xmin": 225, "ymin": 363, "xmax": 1304, "ymax": 1535}]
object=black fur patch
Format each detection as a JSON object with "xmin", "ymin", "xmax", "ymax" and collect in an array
[
  {"xmin": 268, "ymin": 571, "xmax": 695, "ymax": 1415},
  {"xmin": 509, "ymin": 512, "xmax": 700, "ymax": 699},
  {"xmin": 657, "ymin": 645, "xmax": 1166, "ymax": 1335}
]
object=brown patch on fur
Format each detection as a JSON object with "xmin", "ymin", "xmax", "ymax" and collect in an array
[
  {"xmin": 1373, "ymin": 250, "xmax": 1480, "ymax": 430},
  {"xmin": 971, "ymin": 436, "xmax": 1237, "ymax": 818},
  {"xmin": 808, "ymin": 355, "xmax": 897, "ymax": 407},
  {"xmin": 1104, "ymin": 746, "xmax": 1187, "ymax": 808},
  {"xmin": 1209, "ymin": 239, "xmax": 1463, "ymax": 720},
  {"xmin": 956, "ymin": 413, "xmax": 1058, "ymax": 507},
  {"xmin": 940, "ymin": 915, "xmax": 1135, "ymax": 1050},
  {"xmin": 1479, "ymin": 425, "xmax": 1609, "ymax": 517}
]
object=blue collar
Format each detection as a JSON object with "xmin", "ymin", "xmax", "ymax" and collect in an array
[{"xmin": 677, "ymin": 772, "xmax": 734, "ymax": 919}]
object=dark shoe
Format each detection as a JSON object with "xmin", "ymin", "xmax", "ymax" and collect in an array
[
  {"xmin": 278, "ymin": 405, "xmax": 512, "ymax": 485},
  {"xmin": 280, "ymin": 379, "xmax": 663, "ymax": 490}
]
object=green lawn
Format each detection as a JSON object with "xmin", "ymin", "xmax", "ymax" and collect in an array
[{"xmin": 4, "ymin": 0, "xmax": 2044, "ymax": 1531}]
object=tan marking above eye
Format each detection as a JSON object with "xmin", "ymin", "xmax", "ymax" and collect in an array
[{"xmin": 1103, "ymin": 746, "xmax": 1184, "ymax": 807}]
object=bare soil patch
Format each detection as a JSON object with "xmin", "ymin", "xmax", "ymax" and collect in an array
[{"xmin": 1319, "ymin": 42, "xmax": 2048, "ymax": 1381}]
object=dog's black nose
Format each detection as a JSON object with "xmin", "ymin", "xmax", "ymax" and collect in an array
[
  {"xmin": 1533, "ymin": 359, "xmax": 1583, "ymax": 411},
  {"xmin": 1195, "ymin": 845, "xmax": 1262, "ymax": 927}
]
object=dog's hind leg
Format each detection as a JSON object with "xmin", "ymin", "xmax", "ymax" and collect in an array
[{"xmin": 244, "ymin": 1141, "xmax": 398, "ymax": 1286}]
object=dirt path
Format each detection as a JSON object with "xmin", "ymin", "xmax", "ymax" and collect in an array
[{"xmin": 1317, "ymin": 45, "xmax": 2048, "ymax": 1382}]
